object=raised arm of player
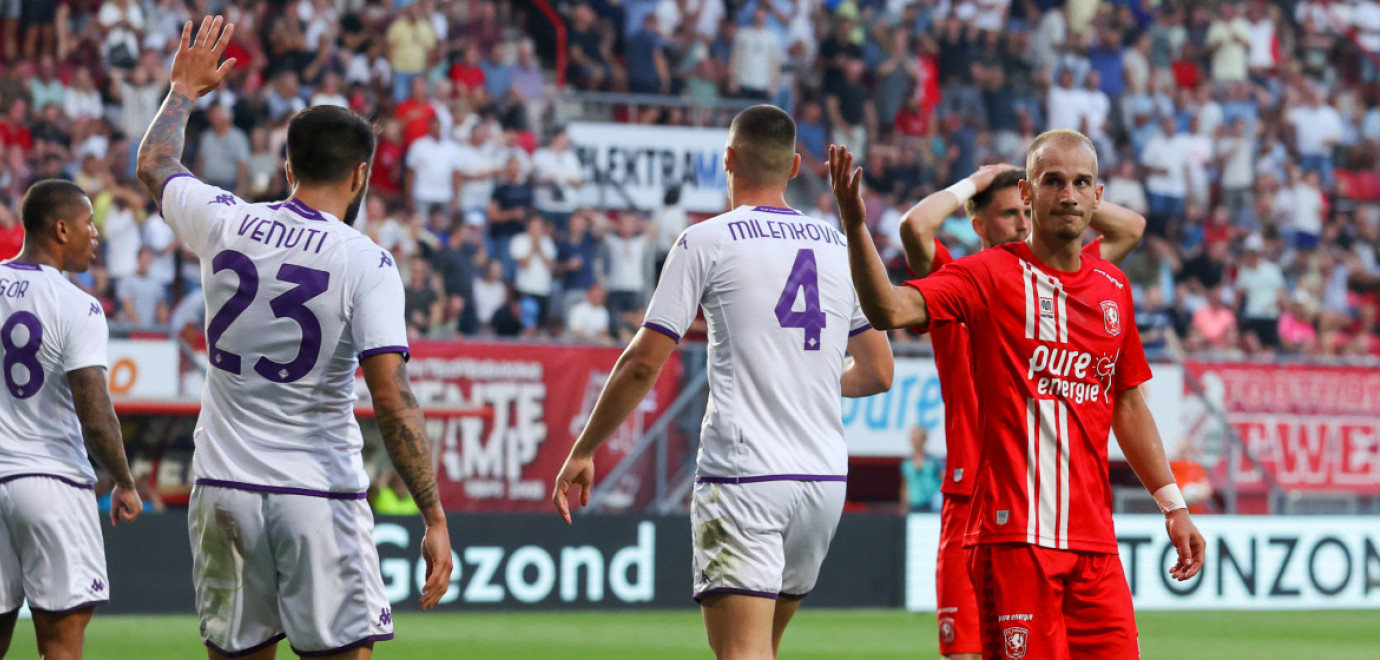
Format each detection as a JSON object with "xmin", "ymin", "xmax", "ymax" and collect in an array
[
  {"xmin": 135, "ymin": 16, "xmax": 237, "ymax": 202},
  {"xmin": 69, "ymin": 366, "xmax": 142, "ymax": 526},
  {"xmin": 831, "ymin": 145, "xmax": 930, "ymax": 330},
  {"xmin": 899, "ymin": 164, "xmax": 1018, "ymax": 276},
  {"xmin": 361, "ymin": 352, "xmax": 453, "ymax": 610},
  {"xmin": 1111, "ymin": 386, "xmax": 1206, "ymax": 581},
  {"xmin": 841, "ymin": 329, "xmax": 893, "ymax": 397},
  {"xmin": 551, "ymin": 328, "xmax": 678, "ymax": 524},
  {"xmin": 1090, "ymin": 201, "xmax": 1148, "ymax": 266}
]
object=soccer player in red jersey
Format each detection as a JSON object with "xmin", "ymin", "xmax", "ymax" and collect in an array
[
  {"xmin": 831, "ymin": 132, "xmax": 1205, "ymax": 660},
  {"xmin": 896, "ymin": 165, "xmax": 1146, "ymax": 660}
]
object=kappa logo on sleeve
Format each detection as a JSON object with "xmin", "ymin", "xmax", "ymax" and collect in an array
[
  {"xmin": 209, "ymin": 194, "xmax": 237, "ymax": 206},
  {"xmin": 89, "ymin": 302, "xmax": 102, "ymax": 316},
  {"xmin": 379, "ymin": 252, "xmax": 394, "ymax": 268},
  {"xmin": 1003, "ymin": 626, "xmax": 1029, "ymax": 659}
]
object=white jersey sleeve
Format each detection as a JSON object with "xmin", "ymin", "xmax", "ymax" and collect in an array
[
  {"xmin": 350, "ymin": 246, "xmax": 410, "ymax": 360},
  {"xmin": 60, "ymin": 295, "xmax": 108, "ymax": 373},
  {"xmin": 642, "ymin": 228, "xmax": 719, "ymax": 341},
  {"xmin": 849, "ymin": 298, "xmax": 871, "ymax": 336},
  {"xmin": 160, "ymin": 174, "xmax": 241, "ymax": 254}
]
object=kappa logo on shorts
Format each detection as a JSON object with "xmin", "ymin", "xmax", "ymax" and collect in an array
[
  {"xmin": 1101, "ymin": 300, "xmax": 1122, "ymax": 336},
  {"xmin": 1003, "ymin": 626, "xmax": 1029, "ymax": 659},
  {"xmin": 90, "ymin": 578, "xmax": 105, "ymax": 593},
  {"xmin": 938, "ymin": 617, "xmax": 956, "ymax": 645},
  {"xmin": 378, "ymin": 607, "xmax": 392, "ymax": 626}
]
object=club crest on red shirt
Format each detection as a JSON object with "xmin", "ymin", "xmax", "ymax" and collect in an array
[
  {"xmin": 1100, "ymin": 300, "xmax": 1122, "ymax": 336},
  {"xmin": 939, "ymin": 617, "xmax": 956, "ymax": 645},
  {"xmin": 1003, "ymin": 626, "xmax": 1029, "ymax": 659}
]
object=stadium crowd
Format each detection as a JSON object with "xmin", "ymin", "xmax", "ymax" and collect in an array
[{"xmin": 0, "ymin": 0, "xmax": 1378, "ymax": 359}]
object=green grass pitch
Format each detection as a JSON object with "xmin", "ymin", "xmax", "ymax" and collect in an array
[{"xmin": 7, "ymin": 609, "xmax": 1377, "ymax": 658}]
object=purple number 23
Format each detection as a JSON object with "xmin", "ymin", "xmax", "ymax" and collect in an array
[
  {"xmin": 774, "ymin": 249, "xmax": 826, "ymax": 350},
  {"xmin": 207, "ymin": 250, "xmax": 329, "ymax": 383}
]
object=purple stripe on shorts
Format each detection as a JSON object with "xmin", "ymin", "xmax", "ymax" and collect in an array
[
  {"xmin": 695, "ymin": 474, "xmax": 848, "ymax": 484},
  {"xmin": 693, "ymin": 587, "xmax": 779, "ymax": 603},
  {"xmin": 2, "ymin": 261, "xmax": 40, "ymax": 270},
  {"xmin": 195, "ymin": 478, "xmax": 367, "ymax": 500},
  {"xmin": 752, "ymin": 206, "xmax": 801, "ymax": 215},
  {"xmin": 294, "ymin": 633, "xmax": 395, "ymax": 657},
  {"xmin": 159, "ymin": 172, "xmax": 195, "ymax": 209},
  {"xmin": 28, "ymin": 598, "xmax": 109, "ymax": 614},
  {"xmin": 204, "ymin": 632, "xmax": 287, "ymax": 658},
  {"xmin": 358, "ymin": 345, "xmax": 411, "ymax": 362},
  {"xmin": 0, "ymin": 473, "xmax": 95, "ymax": 490},
  {"xmin": 641, "ymin": 322, "xmax": 681, "ymax": 342},
  {"xmin": 779, "ymin": 591, "xmax": 810, "ymax": 600},
  {"xmin": 849, "ymin": 323, "xmax": 873, "ymax": 337}
]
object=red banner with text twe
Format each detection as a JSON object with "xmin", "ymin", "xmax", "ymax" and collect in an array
[
  {"xmin": 1182, "ymin": 361, "xmax": 1380, "ymax": 493},
  {"xmin": 396, "ymin": 341, "xmax": 684, "ymax": 512}
]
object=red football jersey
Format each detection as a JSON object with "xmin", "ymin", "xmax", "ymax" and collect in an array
[
  {"xmin": 926, "ymin": 237, "xmax": 1102, "ymax": 498},
  {"xmin": 909, "ymin": 241, "xmax": 1150, "ymax": 554}
]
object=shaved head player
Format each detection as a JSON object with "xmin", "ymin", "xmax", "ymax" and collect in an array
[{"xmin": 553, "ymin": 105, "xmax": 894, "ymax": 660}]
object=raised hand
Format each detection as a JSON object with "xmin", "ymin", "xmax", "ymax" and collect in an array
[
  {"xmin": 828, "ymin": 145, "xmax": 866, "ymax": 231},
  {"xmin": 968, "ymin": 163, "xmax": 1021, "ymax": 192},
  {"xmin": 170, "ymin": 16, "xmax": 237, "ymax": 98}
]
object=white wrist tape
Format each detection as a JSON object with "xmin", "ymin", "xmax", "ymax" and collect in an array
[
  {"xmin": 1154, "ymin": 484, "xmax": 1188, "ymax": 514},
  {"xmin": 945, "ymin": 178, "xmax": 978, "ymax": 206}
]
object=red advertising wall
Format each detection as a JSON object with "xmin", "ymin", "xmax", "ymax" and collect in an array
[
  {"xmin": 1184, "ymin": 361, "xmax": 1380, "ymax": 493},
  {"xmin": 400, "ymin": 342, "xmax": 684, "ymax": 512}
]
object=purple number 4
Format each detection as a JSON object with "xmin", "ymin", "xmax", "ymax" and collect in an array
[{"xmin": 774, "ymin": 249, "xmax": 826, "ymax": 351}]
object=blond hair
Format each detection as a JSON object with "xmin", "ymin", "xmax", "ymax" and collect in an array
[{"xmin": 1025, "ymin": 129, "xmax": 1099, "ymax": 181}]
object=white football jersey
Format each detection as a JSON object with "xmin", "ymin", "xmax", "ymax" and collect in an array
[
  {"xmin": 0, "ymin": 262, "xmax": 108, "ymax": 484},
  {"xmin": 642, "ymin": 206, "xmax": 870, "ymax": 480},
  {"xmin": 161, "ymin": 175, "xmax": 408, "ymax": 495}
]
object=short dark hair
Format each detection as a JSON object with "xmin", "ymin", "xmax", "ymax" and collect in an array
[
  {"xmin": 285, "ymin": 105, "xmax": 377, "ymax": 186},
  {"xmin": 966, "ymin": 169, "xmax": 1026, "ymax": 218},
  {"xmin": 728, "ymin": 104, "xmax": 796, "ymax": 187},
  {"xmin": 21, "ymin": 179, "xmax": 87, "ymax": 235}
]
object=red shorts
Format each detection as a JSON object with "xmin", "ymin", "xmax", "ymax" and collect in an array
[
  {"xmin": 936, "ymin": 494, "xmax": 981, "ymax": 655},
  {"xmin": 967, "ymin": 543, "xmax": 1138, "ymax": 660}
]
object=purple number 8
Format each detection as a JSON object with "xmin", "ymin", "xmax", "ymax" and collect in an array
[
  {"xmin": 1, "ymin": 311, "xmax": 44, "ymax": 399},
  {"xmin": 774, "ymin": 249, "xmax": 826, "ymax": 351}
]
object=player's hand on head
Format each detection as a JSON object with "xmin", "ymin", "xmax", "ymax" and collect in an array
[
  {"xmin": 1165, "ymin": 509, "xmax": 1205, "ymax": 581},
  {"xmin": 969, "ymin": 163, "xmax": 1020, "ymax": 191},
  {"xmin": 551, "ymin": 453, "xmax": 595, "ymax": 525},
  {"xmin": 828, "ymin": 145, "xmax": 865, "ymax": 230},
  {"xmin": 110, "ymin": 485, "xmax": 142, "ymax": 526},
  {"xmin": 418, "ymin": 522, "xmax": 453, "ymax": 610},
  {"xmin": 170, "ymin": 15, "xmax": 237, "ymax": 98}
]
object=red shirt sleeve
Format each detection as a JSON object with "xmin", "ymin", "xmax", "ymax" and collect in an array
[
  {"xmin": 904, "ymin": 252, "xmax": 989, "ymax": 328},
  {"xmin": 930, "ymin": 237, "xmax": 954, "ymax": 274},
  {"xmin": 1114, "ymin": 295, "xmax": 1154, "ymax": 391}
]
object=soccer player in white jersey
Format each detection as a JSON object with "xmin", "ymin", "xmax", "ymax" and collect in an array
[
  {"xmin": 135, "ymin": 17, "xmax": 452, "ymax": 660},
  {"xmin": 552, "ymin": 105, "xmax": 894, "ymax": 659},
  {"xmin": 0, "ymin": 180, "xmax": 143, "ymax": 659}
]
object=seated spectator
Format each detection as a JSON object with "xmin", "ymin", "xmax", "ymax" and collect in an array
[
  {"xmin": 566, "ymin": 284, "xmax": 612, "ymax": 344},
  {"xmin": 1190, "ymin": 286, "xmax": 1238, "ymax": 350}
]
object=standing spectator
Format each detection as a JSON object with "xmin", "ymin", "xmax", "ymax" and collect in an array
[
  {"xmin": 245, "ymin": 127, "xmax": 282, "ymax": 202},
  {"xmin": 488, "ymin": 157, "xmax": 536, "ymax": 275},
  {"xmin": 1292, "ymin": 169, "xmax": 1326, "ymax": 251},
  {"xmin": 100, "ymin": 185, "xmax": 144, "ymax": 287},
  {"xmin": 1191, "ymin": 286, "xmax": 1239, "ymax": 350},
  {"xmin": 1287, "ymin": 85, "xmax": 1343, "ymax": 188},
  {"xmin": 509, "ymin": 215, "xmax": 557, "ymax": 326},
  {"xmin": 394, "ymin": 76, "xmax": 436, "ymax": 147},
  {"xmin": 370, "ymin": 119, "xmax": 405, "ymax": 200},
  {"xmin": 626, "ymin": 14, "xmax": 670, "ymax": 96},
  {"xmin": 118, "ymin": 247, "xmax": 168, "ymax": 330},
  {"xmin": 826, "ymin": 59, "xmax": 874, "ymax": 158},
  {"xmin": 386, "ymin": 3, "xmax": 438, "ymax": 102},
  {"xmin": 1103, "ymin": 160, "xmax": 1149, "ymax": 216},
  {"xmin": 428, "ymin": 224, "xmax": 483, "ymax": 335},
  {"xmin": 480, "ymin": 42, "xmax": 514, "ymax": 101},
  {"xmin": 510, "ymin": 39, "xmax": 548, "ymax": 120},
  {"xmin": 195, "ymin": 105, "xmax": 250, "ymax": 195},
  {"xmin": 472, "ymin": 259, "xmax": 508, "ymax": 331},
  {"xmin": 728, "ymin": 7, "xmax": 780, "ymax": 100},
  {"xmin": 455, "ymin": 124, "xmax": 497, "ymax": 218},
  {"xmin": 1245, "ymin": 1, "xmax": 1278, "ymax": 77},
  {"xmin": 27, "ymin": 56, "xmax": 64, "ymax": 112},
  {"xmin": 1141, "ymin": 117, "xmax": 1189, "ymax": 236},
  {"xmin": 1235, "ymin": 234, "xmax": 1286, "ymax": 349},
  {"xmin": 1047, "ymin": 68, "xmax": 1087, "ymax": 132},
  {"xmin": 557, "ymin": 210, "xmax": 602, "ymax": 317},
  {"xmin": 652, "ymin": 186, "xmax": 687, "ymax": 276},
  {"xmin": 97, "ymin": 0, "xmax": 143, "ymax": 69},
  {"xmin": 265, "ymin": 71, "xmax": 307, "ymax": 121},
  {"xmin": 403, "ymin": 257, "xmax": 444, "ymax": 338},
  {"xmin": 568, "ymin": 3, "xmax": 614, "ymax": 91},
  {"xmin": 1206, "ymin": 1, "xmax": 1252, "ymax": 83},
  {"xmin": 63, "ymin": 68, "xmax": 101, "ymax": 121},
  {"xmin": 1217, "ymin": 117, "xmax": 1256, "ymax": 219},
  {"xmin": 112, "ymin": 64, "xmax": 162, "ymax": 173},
  {"xmin": 308, "ymin": 71, "xmax": 348, "ymax": 108},
  {"xmin": 899, "ymin": 428, "xmax": 942, "ymax": 514},
  {"xmin": 404, "ymin": 117, "xmax": 461, "ymax": 218},
  {"xmin": 565, "ymin": 284, "xmax": 612, "ymax": 344},
  {"xmin": 1354, "ymin": 0, "xmax": 1380, "ymax": 82},
  {"xmin": 532, "ymin": 128, "xmax": 584, "ymax": 231},
  {"xmin": 604, "ymin": 213, "xmax": 652, "ymax": 336}
]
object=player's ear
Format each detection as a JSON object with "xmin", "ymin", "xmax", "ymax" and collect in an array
[
  {"xmin": 284, "ymin": 160, "xmax": 297, "ymax": 188},
  {"xmin": 723, "ymin": 145, "xmax": 736, "ymax": 174},
  {"xmin": 352, "ymin": 161, "xmax": 368, "ymax": 193},
  {"xmin": 788, "ymin": 152, "xmax": 801, "ymax": 180},
  {"xmin": 1018, "ymin": 178, "xmax": 1032, "ymax": 207},
  {"xmin": 1093, "ymin": 182, "xmax": 1104, "ymax": 209}
]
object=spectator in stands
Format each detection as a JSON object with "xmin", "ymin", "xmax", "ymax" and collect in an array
[
  {"xmin": 1141, "ymin": 117, "xmax": 1189, "ymax": 236},
  {"xmin": 532, "ymin": 128, "xmax": 583, "ymax": 232},
  {"xmin": 27, "ymin": 55, "xmax": 63, "ymax": 112},
  {"xmin": 826, "ymin": 59, "xmax": 873, "ymax": 159},
  {"xmin": 510, "ymin": 215, "xmax": 557, "ymax": 327},
  {"xmin": 195, "ymin": 105, "xmax": 249, "ymax": 196},
  {"xmin": 100, "ymin": 183, "xmax": 143, "ymax": 287},
  {"xmin": 1235, "ymin": 233, "xmax": 1286, "ymax": 349},
  {"xmin": 118, "ymin": 247, "xmax": 168, "ymax": 330},
  {"xmin": 472, "ymin": 258, "xmax": 507, "ymax": 331},
  {"xmin": 456, "ymin": 123, "xmax": 497, "ymax": 220},
  {"xmin": 386, "ymin": 2, "xmax": 437, "ymax": 102},
  {"xmin": 568, "ymin": 3, "xmax": 614, "ymax": 91},
  {"xmin": 1191, "ymin": 286, "xmax": 1239, "ymax": 351},
  {"xmin": 627, "ymin": 13, "xmax": 670, "ymax": 100},
  {"xmin": 1207, "ymin": 1, "xmax": 1251, "ymax": 83},
  {"xmin": 566, "ymin": 283, "xmax": 612, "ymax": 344},
  {"xmin": 728, "ymin": 6, "xmax": 780, "ymax": 100},
  {"xmin": 604, "ymin": 212, "xmax": 652, "ymax": 338},
  {"xmin": 556, "ymin": 209, "xmax": 601, "ymax": 317},
  {"xmin": 1288, "ymin": 83, "xmax": 1343, "ymax": 189},
  {"xmin": 488, "ymin": 156, "xmax": 535, "ymax": 275},
  {"xmin": 1293, "ymin": 169, "xmax": 1327, "ymax": 251},
  {"xmin": 899, "ymin": 427, "xmax": 942, "ymax": 514},
  {"xmin": 97, "ymin": 0, "xmax": 143, "ymax": 69},
  {"xmin": 266, "ymin": 71, "xmax": 307, "ymax": 122},
  {"xmin": 142, "ymin": 210, "xmax": 176, "ymax": 293},
  {"xmin": 405, "ymin": 116, "xmax": 461, "ymax": 219},
  {"xmin": 1104, "ymin": 160, "xmax": 1149, "ymax": 218},
  {"xmin": 404, "ymin": 257, "xmax": 444, "ymax": 339}
]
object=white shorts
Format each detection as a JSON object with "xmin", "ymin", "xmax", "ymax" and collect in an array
[
  {"xmin": 188, "ymin": 484, "xmax": 394, "ymax": 657},
  {"xmin": 690, "ymin": 479, "xmax": 846, "ymax": 601},
  {"xmin": 0, "ymin": 475, "xmax": 109, "ymax": 613}
]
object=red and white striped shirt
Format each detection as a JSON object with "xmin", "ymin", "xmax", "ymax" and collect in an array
[{"xmin": 908, "ymin": 242, "xmax": 1151, "ymax": 554}]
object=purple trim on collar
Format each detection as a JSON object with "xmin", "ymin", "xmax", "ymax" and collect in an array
[
  {"xmin": 294, "ymin": 633, "xmax": 394, "ymax": 657},
  {"xmin": 752, "ymin": 206, "xmax": 800, "ymax": 215},
  {"xmin": 695, "ymin": 474, "xmax": 848, "ymax": 484},
  {"xmin": 0, "ymin": 473, "xmax": 95, "ymax": 490},
  {"xmin": 195, "ymin": 478, "xmax": 367, "ymax": 500},
  {"xmin": 849, "ymin": 323, "xmax": 873, "ymax": 337},
  {"xmin": 271, "ymin": 197, "xmax": 328, "ymax": 221},
  {"xmin": 358, "ymin": 345, "xmax": 411, "ymax": 362},
  {"xmin": 693, "ymin": 587, "xmax": 779, "ymax": 603},
  {"xmin": 641, "ymin": 322, "xmax": 682, "ymax": 343},
  {"xmin": 2, "ymin": 261, "xmax": 41, "ymax": 270},
  {"xmin": 204, "ymin": 633, "xmax": 287, "ymax": 658},
  {"xmin": 159, "ymin": 173, "xmax": 195, "ymax": 210},
  {"xmin": 28, "ymin": 598, "xmax": 110, "ymax": 614}
]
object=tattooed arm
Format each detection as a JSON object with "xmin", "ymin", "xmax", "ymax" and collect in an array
[
  {"xmin": 136, "ymin": 16, "xmax": 237, "ymax": 203},
  {"xmin": 69, "ymin": 366, "xmax": 142, "ymax": 525},
  {"xmin": 361, "ymin": 351, "xmax": 453, "ymax": 610}
]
